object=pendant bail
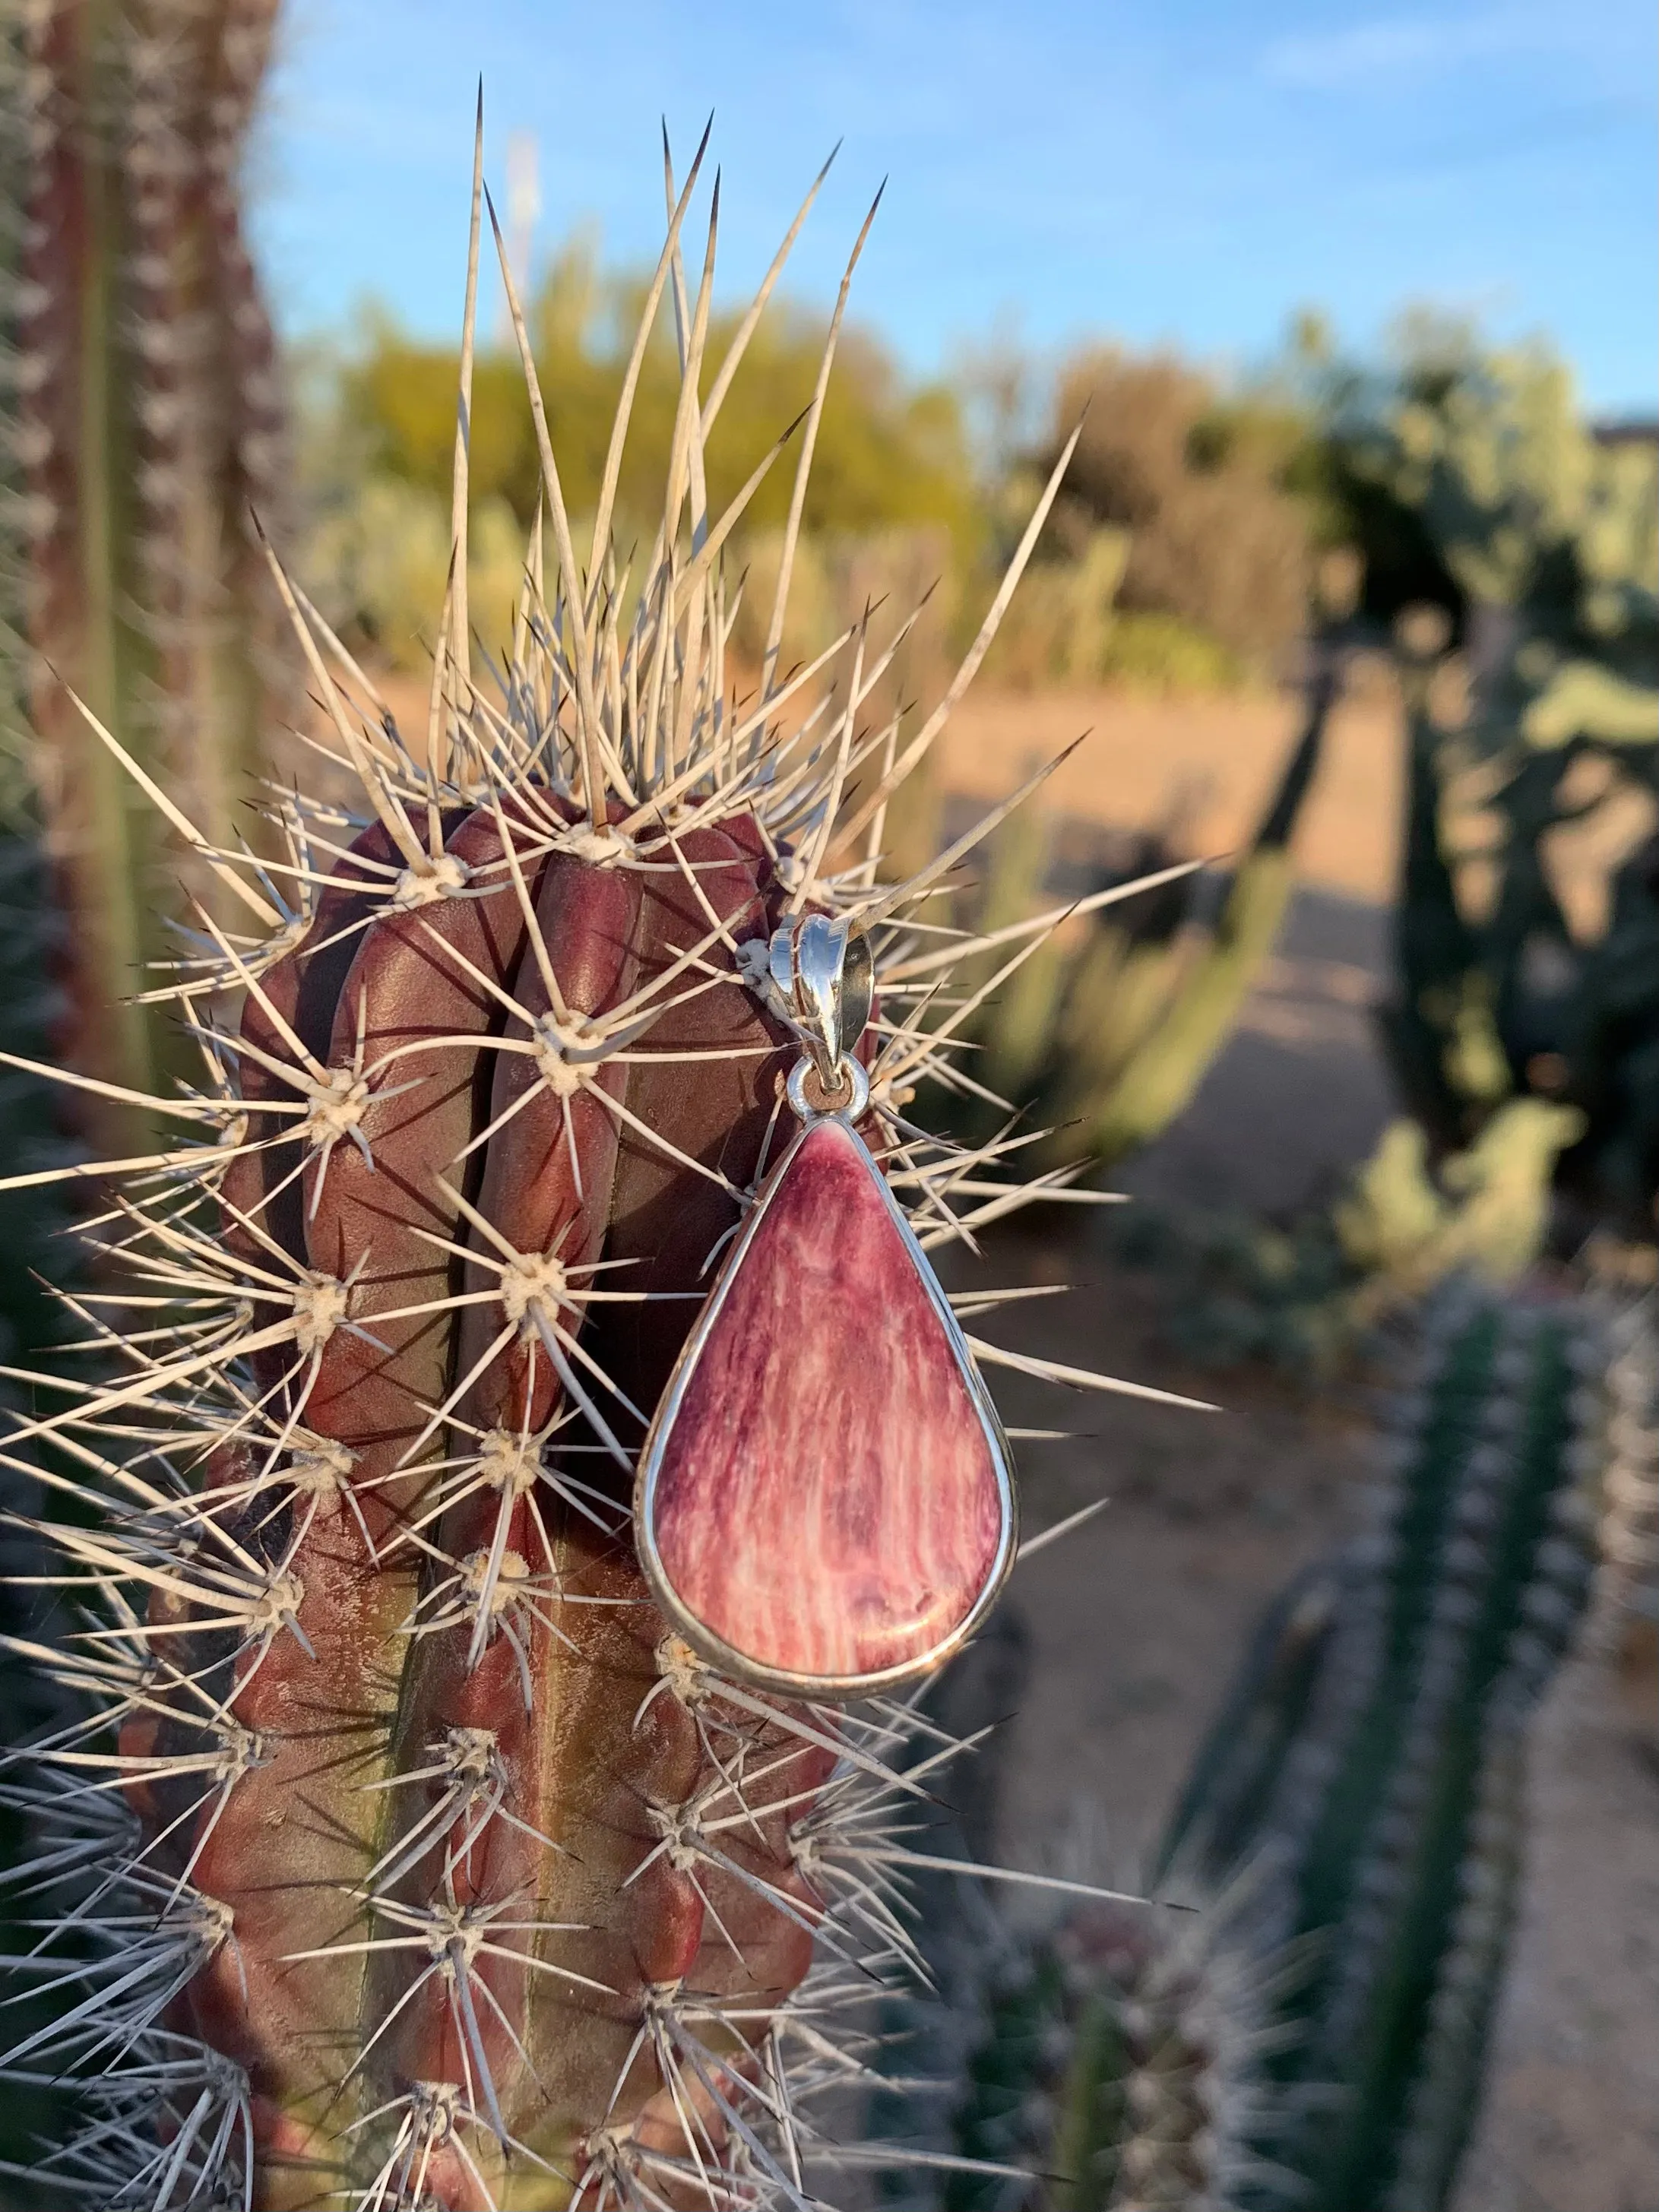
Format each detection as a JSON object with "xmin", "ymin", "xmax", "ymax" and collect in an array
[{"xmin": 768, "ymin": 913, "xmax": 873, "ymax": 1091}]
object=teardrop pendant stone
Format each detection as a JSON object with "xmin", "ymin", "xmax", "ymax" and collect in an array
[{"xmin": 638, "ymin": 1115, "xmax": 1015, "ymax": 1695}]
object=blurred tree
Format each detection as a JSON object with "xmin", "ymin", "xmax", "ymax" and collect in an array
[
  {"xmin": 336, "ymin": 233, "xmax": 977, "ymax": 547},
  {"xmin": 1029, "ymin": 346, "xmax": 1315, "ymax": 671}
]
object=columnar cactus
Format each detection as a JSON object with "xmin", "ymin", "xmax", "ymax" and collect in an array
[
  {"xmin": 1157, "ymin": 1288, "xmax": 1601, "ymax": 2210},
  {"xmin": 946, "ymin": 1896, "xmax": 1281, "ymax": 2212},
  {"xmin": 0, "ymin": 0, "xmax": 292, "ymax": 1119},
  {"xmin": 0, "ymin": 138, "xmax": 1183, "ymax": 2211},
  {"xmin": 1593, "ymin": 1286, "xmax": 1658, "ymax": 1713}
]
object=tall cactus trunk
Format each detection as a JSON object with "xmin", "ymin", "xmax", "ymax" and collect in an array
[
  {"xmin": 5, "ymin": 0, "xmax": 290, "ymax": 1134},
  {"xmin": 1157, "ymin": 1287, "xmax": 1600, "ymax": 2210},
  {"xmin": 0, "ymin": 132, "xmax": 1186, "ymax": 2211}
]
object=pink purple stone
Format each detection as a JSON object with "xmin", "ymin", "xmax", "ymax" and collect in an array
[{"xmin": 645, "ymin": 1117, "xmax": 1008, "ymax": 1684}]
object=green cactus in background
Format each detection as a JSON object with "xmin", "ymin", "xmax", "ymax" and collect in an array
[
  {"xmin": 1592, "ymin": 1283, "xmax": 1659, "ymax": 1728},
  {"xmin": 0, "ymin": 0, "xmax": 293, "ymax": 1128},
  {"xmin": 1157, "ymin": 1288, "xmax": 1600, "ymax": 2209},
  {"xmin": 946, "ymin": 1894, "xmax": 1280, "ymax": 2212},
  {"xmin": 938, "ymin": 1288, "xmax": 1598, "ymax": 2212},
  {"xmin": 1059, "ymin": 658, "xmax": 1336, "ymax": 1166},
  {"xmin": 935, "ymin": 651, "xmax": 1342, "ymax": 1172},
  {"xmin": 1340, "ymin": 334, "xmax": 1659, "ymax": 1238},
  {"xmin": 1332, "ymin": 1096, "xmax": 1586, "ymax": 1316}
]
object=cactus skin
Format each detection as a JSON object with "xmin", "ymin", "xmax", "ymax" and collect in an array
[
  {"xmin": 158, "ymin": 799, "xmax": 822, "ymax": 2208},
  {"xmin": 1157, "ymin": 1289, "xmax": 1600, "ymax": 2210},
  {"xmin": 2, "ymin": 0, "xmax": 291, "ymax": 1125},
  {"xmin": 0, "ymin": 138, "xmax": 1170, "ymax": 2212}
]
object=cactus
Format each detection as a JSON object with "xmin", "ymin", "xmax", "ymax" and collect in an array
[
  {"xmin": 945, "ymin": 1894, "xmax": 1283, "ymax": 2212},
  {"xmin": 938, "ymin": 650, "xmax": 1340, "ymax": 1171},
  {"xmin": 1591, "ymin": 1283, "xmax": 1659, "ymax": 1731},
  {"xmin": 0, "ymin": 0, "xmax": 293, "ymax": 1125},
  {"xmin": 0, "ymin": 136, "xmax": 1187, "ymax": 2212},
  {"xmin": 1342, "ymin": 335, "xmax": 1659, "ymax": 1236},
  {"xmin": 1056, "ymin": 657, "xmax": 1334, "ymax": 1166},
  {"xmin": 1157, "ymin": 1288, "xmax": 1600, "ymax": 2209},
  {"xmin": 1333, "ymin": 1096, "xmax": 1586, "ymax": 1317}
]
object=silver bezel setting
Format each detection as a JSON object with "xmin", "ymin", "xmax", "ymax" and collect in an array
[{"xmin": 633, "ymin": 1091, "xmax": 1018, "ymax": 1703}]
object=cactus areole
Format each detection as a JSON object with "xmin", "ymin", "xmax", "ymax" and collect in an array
[{"xmin": 3, "ymin": 124, "xmax": 1184, "ymax": 2212}]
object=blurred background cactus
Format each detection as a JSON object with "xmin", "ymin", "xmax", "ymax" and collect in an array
[
  {"xmin": 1154, "ymin": 1290, "xmax": 1600, "ymax": 2208},
  {"xmin": 1330, "ymin": 330, "xmax": 1659, "ymax": 1255},
  {"xmin": 921, "ymin": 557, "xmax": 1357, "ymax": 1176},
  {"xmin": 0, "ymin": 0, "xmax": 293, "ymax": 1128},
  {"xmin": 1591, "ymin": 1275, "xmax": 1659, "ymax": 1737},
  {"xmin": 932, "ymin": 1290, "xmax": 1602, "ymax": 2212},
  {"xmin": 946, "ymin": 1893, "xmax": 1277, "ymax": 2212}
]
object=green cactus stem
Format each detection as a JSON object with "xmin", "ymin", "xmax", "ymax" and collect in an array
[
  {"xmin": 939, "ymin": 653, "xmax": 1341, "ymax": 1173},
  {"xmin": 1057, "ymin": 657, "xmax": 1338, "ymax": 1167},
  {"xmin": 946, "ymin": 1891, "xmax": 1284, "ymax": 2212}
]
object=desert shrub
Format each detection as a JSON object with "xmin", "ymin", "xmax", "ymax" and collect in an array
[
  {"xmin": 337, "ymin": 235, "xmax": 977, "ymax": 549},
  {"xmin": 1034, "ymin": 347, "xmax": 1315, "ymax": 672},
  {"xmin": 302, "ymin": 476, "xmax": 528, "ymax": 669}
]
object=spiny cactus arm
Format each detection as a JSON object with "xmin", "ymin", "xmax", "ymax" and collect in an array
[
  {"xmin": 18, "ymin": 2, "xmax": 157, "ymax": 1106},
  {"xmin": 11, "ymin": 2, "xmax": 294, "ymax": 1131},
  {"xmin": 948, "ymin": 1899, "xmax": 1281, "ymax": 2212},
  {"xmin": 142, "ymin": 823, "xmax": 529, "ymax": 2190},
  {"xmin": 1309, "ymin": 1312, "xmax": 1591, "ymax": 2210},
  {"xmin": 1155, "ymin": 1293, "xmax": 1599, "ymax": 2210},
  {"xmin": 1378, "ymin": 1729, "xmax": 1525, "ymax": 2212},
  {"xmin": 1152, "ymin": 1556, "xmax": 1346, "ymax": 1894}
]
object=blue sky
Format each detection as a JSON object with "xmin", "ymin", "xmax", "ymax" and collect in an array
[{"xmin": 254, "ymin": 0, "xmax": 1657, "ymax": 413}]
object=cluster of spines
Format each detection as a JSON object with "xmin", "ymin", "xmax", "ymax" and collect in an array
[
  {"xmin": 0, "ymin": 121, "xmax": 1202, "ymax": 2211},
  {"xmin": 943, "ymin": 1888, "xmax": 1287, "ymax": 2212}
]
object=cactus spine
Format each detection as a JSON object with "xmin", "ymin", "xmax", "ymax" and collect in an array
[{"xmin": 0, "ymin": 133, "xmax": 1177, "ymax": 2211}]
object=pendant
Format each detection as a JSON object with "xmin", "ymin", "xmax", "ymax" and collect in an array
[{"xmin": 635, "ymin": 913, "xmax": 1017, "ymax": 1700}]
